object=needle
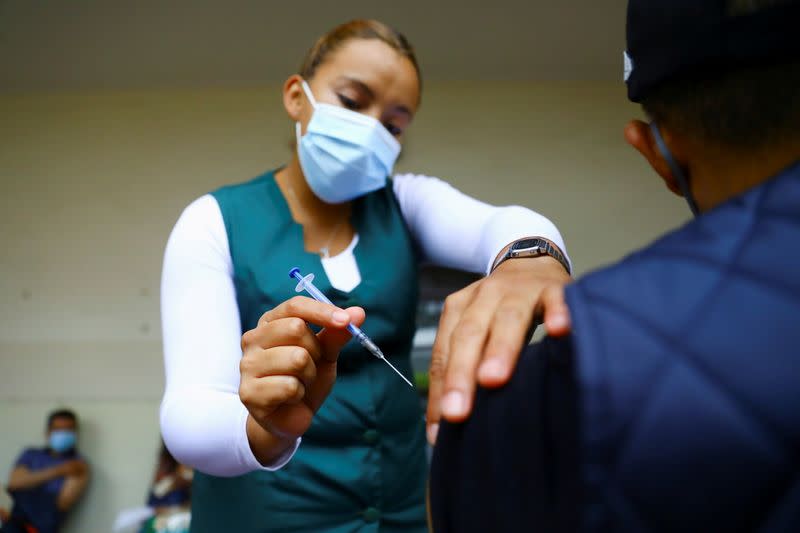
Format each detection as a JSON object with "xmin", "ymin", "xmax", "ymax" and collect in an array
[{"xmin": 289, "ymin": 267, "xmax": 414, "ymax": 388}]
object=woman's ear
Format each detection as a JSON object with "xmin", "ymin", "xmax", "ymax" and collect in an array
[
  {"xmin": 624, "ymin": 120, "xmax": 683, "ymax": 196},
  {"xmin": 282, "ymin": 75, "xmax": 306, "ymax": 122}
]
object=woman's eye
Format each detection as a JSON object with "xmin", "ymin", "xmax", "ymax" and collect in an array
[
  {"xmin": 337, "ymin": 94, "xmax": 359, "ymax": 110},
  {"xmin": 385, "ymin": 124, "xmax": 402, "ymax": 136}
]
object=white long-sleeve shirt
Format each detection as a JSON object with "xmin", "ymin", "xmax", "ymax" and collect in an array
[{"xmin": 160, "ymin": 174, "xmax": 568, "ymax": 477}]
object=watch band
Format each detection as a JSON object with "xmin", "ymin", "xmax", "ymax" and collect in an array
[{"xmin": 491, "ymin": 237, "xmax": 571, "ymax": 275}]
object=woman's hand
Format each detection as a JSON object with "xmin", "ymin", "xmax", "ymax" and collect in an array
[
  {"xmin": 426, "ymin": 256, "xmax": 571, "ymax": 444},
  {"xmin": 240, "ymin": 296, "xmax": 365, "ymax": 465}
]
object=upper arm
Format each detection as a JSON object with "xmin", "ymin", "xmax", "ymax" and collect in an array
[
  {"xmin": 393, "ymin": 174, "xmax": 569, "ymax": 274},
  {"xmin": 56, "ymin": 471, "xmax": 90, "ymax": 511},
  {"xmin": 393, "ymin": 174, "xmax": 495, "ymax": 273},
  {"xmin": 159, "ymin": 196, "xmax": 245, "ymax": 458},
  {"xmin": 159, "ymin": 195, "xmax": 286, "ymax": 476},
  {"xmin": 160, "ymin": 195, "xmax": 242, "ymax": 394},
  {"xmin": 429, "ymin": 337, "xmax": 579, "ymax": 532}
]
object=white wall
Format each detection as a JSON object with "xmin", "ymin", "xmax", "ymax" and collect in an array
[{"xmin": 0, "ymin": 83, "xmax": 688, "ymax": 532}]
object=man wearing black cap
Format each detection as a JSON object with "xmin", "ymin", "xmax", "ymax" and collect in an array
[{"xmin": 429, "ymin": 0, "xmax": 800, "ymax": 531}]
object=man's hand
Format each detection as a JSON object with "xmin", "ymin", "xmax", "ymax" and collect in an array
[
  {"xmin": 426, "ymin": 255, "xmax": 571, "ymax": 444},
  {"xmin": 57, "ymin": 459, "xmax": 88, "ymax": 478},
  {"xmin": 240, "ymin": 296, "xmax": 365, "ymax": 465},
  {"xmin": 7, "ymin": 458, "xmax": 86, "ymax": 493}
]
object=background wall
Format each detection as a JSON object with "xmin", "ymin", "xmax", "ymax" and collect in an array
[{"xmin": 0, "ymin": 82, "xmax": 688, "ymax": 531}]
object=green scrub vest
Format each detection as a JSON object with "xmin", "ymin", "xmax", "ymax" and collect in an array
[{"xmin": 190, "ymin": 170, "xmax": 427, "ymax": 532}]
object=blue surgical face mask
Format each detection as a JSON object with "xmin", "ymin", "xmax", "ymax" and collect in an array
[
  {"xmin": 650, "ymin": 122, "xmax": 700, "ymax": 216},
  {"xmin": 296, "ymin": 80, "xmax": 401, "ymax": 204},
  {"xmin": 49, "ymin": 430, "xmax": 76, "ymax": 453}
]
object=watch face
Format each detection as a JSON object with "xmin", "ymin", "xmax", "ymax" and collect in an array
[
  {"xmin": 503, "ymin": 238, "xmax": 569, "ymax": 274},
  {"xmin": 511, "ymin": 238, "xmax": 543, "ymax": 251}
]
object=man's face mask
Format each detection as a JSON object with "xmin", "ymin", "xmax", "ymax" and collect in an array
[
  {"xmin": 295, "ymin": 80, "xmax": 401, "ymax": 204},
  {"xmin": 49, "ymin": 429, "xmax": 77, "ymax": 453},
  {"xmin": 650, "ymin": 122, "xmax": 700, "ymax": 216}
]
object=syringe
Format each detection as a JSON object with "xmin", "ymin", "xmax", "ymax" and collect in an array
[{"xmin": 289, "ymin": 267, "xmax": 414, "ymax": 388}]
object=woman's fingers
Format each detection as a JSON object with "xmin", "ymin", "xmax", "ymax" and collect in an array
[
  {"xmin": 239, "ymin": 346, "xmax": 310, "ymax": 409},
  {"xmin": 241, "ymin": 301, "xmax": 367, "ymax": 441},
  {"xmin": 478, "ymin": 297, "xmax": 536, "ymax": 386},
  {"xmin": 429, "ymin": 256, "xmax": 572, "ymax": 432},
  {"xmin": 239, "ymin": 374, "xmax": 306, "ymax": 420},
  {"xmin": 425, "ymin": 283, "xmax": 477, "ymax": 444},
  {"xmin": 242, "ymin": 317, "xmax": 323, "ymax": 362},
  {"xmin": 317, "ymin": 307, "xmax": 365, "ymax": 362},
  {"xmin": 439, "ymin": 282, "xmax": 504, "ymax": 422},
  {"xmin": 240, "ymin": 345, "xmax": 318, "ymax": 388},
  {"xmin": 289, "ymin": 306, "xmax": 364, "ymax": 412},
  {"xmin": 258, "ymin": 296, "xmax": 350, "ymax": 329},
  {"xmin": 538, "ymin": 285, "xmax": 571, "ymax": 337}
]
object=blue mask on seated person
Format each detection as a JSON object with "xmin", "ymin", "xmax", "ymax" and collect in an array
[
  {"xmin": 49, "ymin": 430, "xmax": 76, "ymax": 453},
  {"xmin": 296, "ymin": 79, "xmax": 401, "ymax": 204}
]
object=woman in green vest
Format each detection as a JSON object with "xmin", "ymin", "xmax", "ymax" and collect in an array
[{"xmin": 160, "ymin": 19, "xmax": 571, "ymax": 533}]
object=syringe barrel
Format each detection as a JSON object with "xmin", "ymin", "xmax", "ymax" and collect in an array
[
  {"xmin": 302, "ymin": 280, "xmax": 334, "ymax": 305},
  {"xmin": 290, "ymin": 269, "xmax": 334, "ymax": 305},
  {"xmin": 289, "ymin": 268, "xmax": 374, "ymax": 352}
]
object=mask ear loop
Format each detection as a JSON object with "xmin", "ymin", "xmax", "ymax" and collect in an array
[
  {"xmin": 296, "ymin": 79, "xmax": 318, "ymax": 143},
  {"xmin": 650, "ymin": 122, "xmax": 700, "ymax": 216},
  {"xmin": 300, "ymin": 80, "xmax": 318, "ymax": 108}
]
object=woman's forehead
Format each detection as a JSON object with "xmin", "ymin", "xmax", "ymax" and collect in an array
[{"xmin": 314, "ymin": 38, "xmax": 420, "ymax": 110}]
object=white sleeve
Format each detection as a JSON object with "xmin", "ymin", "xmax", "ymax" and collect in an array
[
  {"xmin": 159, "ymin": 194, "xmax": 300, "ymax": 477},
  {"xmin": 392, "ymin": 174, "xmax": 570, "ymax": 274}
]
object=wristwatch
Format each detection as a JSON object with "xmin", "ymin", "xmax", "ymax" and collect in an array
[{"xmin": 491, "ymin": 238, "xmax": 571, "ymax": 275}]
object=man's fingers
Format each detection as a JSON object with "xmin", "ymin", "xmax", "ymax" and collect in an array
[
  {"xmin": 440, "ymin": 285, "xmax": 503, "ymax": 423},
  {"xmin": 478, "ymin": 298, "xmax": 536, "ymax": 387},
  {"xmin": 259, "ymin": 296, "xmax": 350, "ymax": 329},
  {"xmin": 317, "ymin": 307, "xmax": 365, "ymax": 362},
  {"xmin": 426, "ymin": 286, "xmax": 475, "ymax": 445},
  {"xmin": 538, "ymin": 285, "xmax": 572, "ymax": 337}
]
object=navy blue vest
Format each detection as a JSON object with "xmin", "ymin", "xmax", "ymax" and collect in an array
[{"xmin": 566, "ymin": 161, "xmax": 800, "ymax": 531}]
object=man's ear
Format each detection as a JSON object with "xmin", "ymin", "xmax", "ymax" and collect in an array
[
  {"xmin": 282, "ymin": 75, "xmax": 306, "ymax": 122},
  {"xmin": 624, "ymin": 120, "xmax": 683, "ymax": 196}
]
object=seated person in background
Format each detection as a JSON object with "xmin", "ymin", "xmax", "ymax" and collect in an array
[
  {"xmin": 429, "ymin": 0, "xmax": 800, "ymax": 531},
  {"xmin": 139, "ymin": 443, "xmax": 192, "ymax": 533},
  {"xmin": 2, "ymin": 409, "xmax": 90, "ymax": 533}
]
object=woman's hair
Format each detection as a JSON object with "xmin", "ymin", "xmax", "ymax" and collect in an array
[
  {"xmin": 155, "ymin": 441, "xmax": 179, "ymax": 479},
  {"xmin": 298, "ymin": 19, "xmax": 421, "ymax": 87}
]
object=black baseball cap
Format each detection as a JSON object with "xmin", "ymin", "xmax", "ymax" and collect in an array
[{"xmin": 625, "ymin": 0, "xmax": 800, "ymax": 102}]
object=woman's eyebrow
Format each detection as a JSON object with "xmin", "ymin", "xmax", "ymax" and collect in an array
[
  {"xmin": 338, "ymin": 76, "xmax": 412, "ymax": 118},
  {"xmin": 338, "ymin": 77, "xmax": 375, "ymax": 99},
  {"xmin": 393, "ymin": 105, "xmax": 412, "ymax": 118}
]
